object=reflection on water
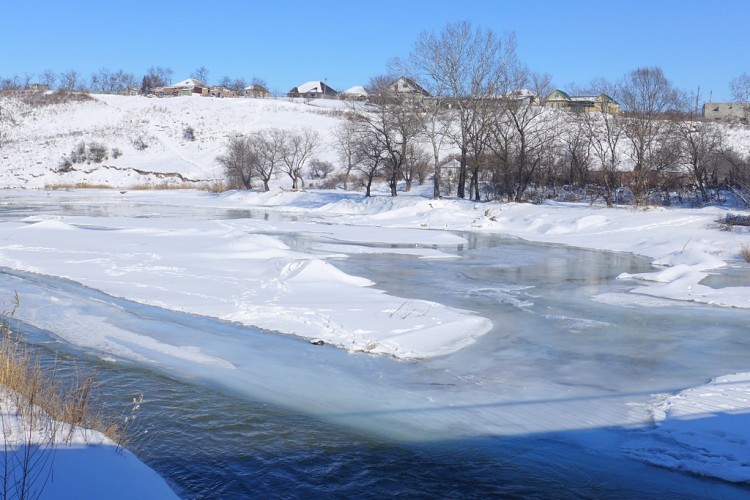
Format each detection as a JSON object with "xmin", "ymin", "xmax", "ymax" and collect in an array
[
  {"xmin": 24, "ymin": 330, "xmax": 749, "ymax": 500},
  {"xmin": 3, "ymin": 195, "xmax": 750, "ymax": 498},
  {"xmin": 700, "ymin": 263, "xmax": 750, "ymax": 288}
]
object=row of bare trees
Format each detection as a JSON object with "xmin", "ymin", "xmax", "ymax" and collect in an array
[
  {"xmin": 0, "ymin": 66, "xmax": 269, "ymax": 96},
  {"xmin": 216, "ymin": 60, "xmax": 748, "ymax": 205},
  {"xmin": 321, "ymin": 22, "xmax": 750, "ymax": 206},
  {"xmin": 218, "ymin": 129, "xmax": 320, "ymax": 191}
]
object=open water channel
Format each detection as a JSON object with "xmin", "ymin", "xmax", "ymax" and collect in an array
[{"xmin": 2, "ymin": 196, "xmax": 750, "ymax": 498}]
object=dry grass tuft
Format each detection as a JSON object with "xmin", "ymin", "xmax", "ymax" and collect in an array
[
  {"xmin": 741, "ymin": 244, "xmax": 750, "ymax": 263},
  {"xmin": 127, "ymin": 180, "xmax": 227, "ymax": 192},
  {"xmin": 45, "ymin": 182, "xmax": 113, "ymax": 190},
  {"xmin": 46, "ymin": 180, "xmax": 227, "ymax": 193},
  {"xmin": 0, "ymin": 293, "xmax": 128, "ymax": 445}
]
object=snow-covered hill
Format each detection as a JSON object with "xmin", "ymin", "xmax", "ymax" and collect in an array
[
  {"xmin": 3, "ymin": 93, "xmax": 750, "ymax": 193},
  {"xmin": 0, "ymin": 94, "xmax": 346, "ymax": 189}
]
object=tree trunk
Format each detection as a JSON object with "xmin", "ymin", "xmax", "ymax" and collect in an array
[
  {"xmin": 457, "ymin": 149, "xmax": 467, "ymax": 198},
  {"xmin": 433, "ymin": 165, "xmax": 441, "ymax": 199}
]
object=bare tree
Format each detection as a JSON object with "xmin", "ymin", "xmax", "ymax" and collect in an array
[
  {"xmin": 352, "ymin": 124, "xmax": 387, "ymax": 197},
  {"xmin": 559, "ymin": 113, "xmax": 593, "ymax": 188},
  {"xmin": 332, "ymin": 120, "xmax": 364, "ymax": 190},
  {"xmin": 141, "ymin": 66, "xmax": 173, "ymax": 93},
  {"xmin": 582, "ymin": 112, "xmax": 622, "ymax": 206},
  {"xmin": 19, "ymin": 73, "xmax": 32, "ymax": 90},
  {"xmin": 677, "ymin": 119, "xmax": 725, "ymax": 203},
  {"xmin": 413, "ymin": 89, "xmax": 451, "ymax": 199},
  {"xmin": 248, "ymin": 77, "xmax": 269, "ymax": 97},
  {"xmin": 528, "ymin": 71, "xmax": 554, "ymax": 101},
  {"xmin": 217, "ymin": 135, "xmax": 257, "ymax": 190},
  {"xmin": 90, "ymin": 69, "xmax": 136, "ymax": 94},
  {"xmin": 59, "ymin": 70, "xmax": 81, "ymax": 92},
  {"xmin": 40, "ymin": 70, "xmax": 56, "ymax": 89},
  {"xmin": 618, "ymin": 66, "xmax": 685, "ymax": 204},
  {"xmin": 722, "ymin": 147, "xmax": 750, "ymax": 205},
  {"xmin": 254, "ymin": 129, "xmax": 286, "ymax": 191},
  {"xmin": 729, "ymin": 73, "xmax": 750, "ymax": 121},
  {"xmin": 229, "ymin": 78, "xmax": 247, "ymax": 94},
  {"xmin": 308, "ymin": 159, "xmax": 335, "ymax": 179},
  {"xmin": 361, "ymin": 76, "xmax": 422, "ymax": 196},
  {"xmin": 400, "ymin": 144, "xmax": 430, "ymax": 191},
  {"xmin": 279, "ymin": 129, "xmax": 319, "ymax": 190},
  {"xmin": 0, "ymin": 75, "xmax": 20, "ymax": 91},
  {"xmin": 465, "ymin": 98, "xmax": 498, "ymax": 200},
  {"xmin": 218, "ymin": 76, "xmax": 233, "ymax": 89},
  {"xmin": 406, "ymin": 21, "xmax": 518, "ymax": 199},
  {"xmin": 485, "ymin": 63, "xmax": 556, "ymax": 202},
  {"xmin": 193, "ymin": 66, "xmax": 210, "ymax": 85}
]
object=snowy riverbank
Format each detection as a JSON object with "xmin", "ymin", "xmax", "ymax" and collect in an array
[{"xmin": 1, "ymin": 187, "xmax": 750, "ymax": 486}]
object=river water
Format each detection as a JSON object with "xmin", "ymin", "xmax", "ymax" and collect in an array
[{"xmin": 2, "ymin": 195, "xmax": 750, "ymax": 498}]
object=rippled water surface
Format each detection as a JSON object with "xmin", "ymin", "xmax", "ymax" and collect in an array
[{"xmin": 3, "ymin": 195, "xmax": 750, "ymax": 498}]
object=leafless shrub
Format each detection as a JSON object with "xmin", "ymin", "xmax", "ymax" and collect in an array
[
  {"xmin": 69, "ymin": 142, "xmax": 87, "ymax": 164},
  {"xmin": 87, "ymin": 141, "xmax": 108, "ymax": 163},
  {"xmin": 314, "ymin": 172, "xmax": 347, "ymax": 190},
  {"xmin": 57, "ymin": 157, "xmax": 73, "ymax": 173},
  {"xmin": 111, "ymin": 147, "xmax": 123, "ymax": 159},
  {"xmin": 308, "ymin": 158, "xmax": 334, "ymax": 179},
  {"xmin": 725, "ymin": 214, "xmax": 750, "ymax": 227},
  {"xmin": 182, "ymin": 126, "xmax": 195, "ymax": 141},
  {"xmin": 132, "ymin": 136, "xmax": 148, "ymax": 151}
]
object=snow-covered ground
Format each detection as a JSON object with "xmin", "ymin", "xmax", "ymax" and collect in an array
[
  {"xmin": 2, "ymin": 94, "xmax": 750, "ymax": 488},
  {"xmin": 0, "ymin": 392, "xmax": 177, "ymax": 499}
]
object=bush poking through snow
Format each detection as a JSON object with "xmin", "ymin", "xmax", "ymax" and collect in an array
[
  {"xmin": 69, "ymin": 141, "xmax": 87, "ymax": 164},
  {"xmin": 132, "ymin": 136, "xmax": 148, "ymax": 151},
  {"xmin": 182, "ymin": 126, "xmax": 195, "ymax": 142},
  {"xmin": 59, "ymin": 141, "xmax": 110, "ymax": 171},
  {"xmin": 741, "ymin": 244, "xmax": 750, "ymax": 263},
  {"xmin": 87, "ymin": 141, "xmax": 109, "ymax": 163},
  {"xmin": 308, "ymin": 158, "xmax": 334, "ymax": 179},
  {"xmin": 58, "ymin": 157, "xmax": 73, "ymax": 173},
  {"xmin": 725, "ymin": 214, "xmax": 750, "ymax": 227}
]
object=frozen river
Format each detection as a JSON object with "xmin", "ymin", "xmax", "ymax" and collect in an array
[{"xmin": 2, "ymin": 194, "xmax": 750, "ymax": 498}]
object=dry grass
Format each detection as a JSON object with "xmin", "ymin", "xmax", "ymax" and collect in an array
[
  {"xmin": 741, "ymin": 244, "xmax": 750, "ymax": 263},
  {"xmin": 0, "ymin": 293, "xmax": 127, "ymax": 446},
  {"xmin": 127, "ymin": 180, "xmax": 227, "ymax": 192},
  {"xmin": 4, "ymin": 90, "xmax": 93, "ymax": 108},
  {"xmin": 44, "ymin": 183, "xmax": 113, "ymax": 190},
  {"xmin": 46, "ymin": 180, "xmax": 227, "ymax": 193}
]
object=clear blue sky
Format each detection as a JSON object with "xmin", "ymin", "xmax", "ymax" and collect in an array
[{"xmin": 1, "ymin": 0, "xmax": 747, "ymax": 101}]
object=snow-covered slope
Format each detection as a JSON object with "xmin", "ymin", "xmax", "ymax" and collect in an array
[{"xmin": 0, "ymin": 94, "xmax": 345, "ymax": 188}]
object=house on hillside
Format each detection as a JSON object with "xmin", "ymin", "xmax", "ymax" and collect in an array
[
  {"xmin": 287, "ymin": 81, "xmax": 338, "ymax": 99},
  {"xmin": 506, "ymin": 88, "xmax": 540, "ymax": 105},
  {"xmin": 118, "ymin": 87, "xmax": 140, "ymax": 96},
  {"xmin": 545, "ymin": 89, "xmax": 620, "ymax": 113},
  {"xmin": 703, "ymin": 102, "xmax": 748, "ymax": 122},
  {"xmin": 244, "ymin": 84, "xmax": 270, "ymax": 98},
  {"xmin": 209, "ymin": 86, "xmax": 238, "ymax": 98},
  {"xmin": 157, "ymin": 78, "xmax": 209, "ymax": 97},
  {"xmin": 389, "ymin": 76, "xmax": 430, "ymax": 97},
  {"xmin": 29, "ymin": 83, "xmax": 50, "ymax": 92},
  {"xmin": 340, "ymin": 85, "xmax": 368, "ymax": 100}
]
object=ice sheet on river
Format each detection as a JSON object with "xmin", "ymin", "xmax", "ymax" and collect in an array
[
  {"xmin": 0, "ymin": 215, "xmax": 491, "ymax": 359},
  {"xmin": 624, "ymin": 373, "xmax": 750, "ymax": 483}
]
